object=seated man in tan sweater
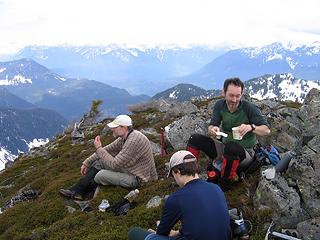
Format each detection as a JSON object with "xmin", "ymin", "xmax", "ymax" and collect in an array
[{"xmin": 59, "ymin": 115, "xmax": 158, "ymax": 200}]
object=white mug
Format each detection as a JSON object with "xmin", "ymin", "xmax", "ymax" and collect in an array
[
  {"xmin": 262, "ymin": 167, "xmax": 276, "ymax": 180},
  {"xmin": 232, "ymin": 127, "xmax": 242, "ymax": 140}
]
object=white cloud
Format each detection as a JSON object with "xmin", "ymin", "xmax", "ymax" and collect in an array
[{"xmin": 0, "ymin": 0, "xmax": 319, "ymax": 54}]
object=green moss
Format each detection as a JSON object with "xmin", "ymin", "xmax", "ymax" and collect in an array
[
  {"xmin": 279, "ymin": 100, "xmax": 302, "ymax": 109},
  {"xmin": 192, "ymin": 95, "xmax": 223, "ymax": 108}
]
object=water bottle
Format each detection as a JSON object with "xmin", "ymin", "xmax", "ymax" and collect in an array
[{"xmin": 124, "ymin": 189, "xmax": 139, "ymax": 202}]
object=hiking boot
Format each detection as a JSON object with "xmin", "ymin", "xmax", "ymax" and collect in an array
[
  {"xmin": 59, "ymin": 189, "xmax": 83, "ymax": 200},
  {"xmin": 231, "ymin": 217, "xmax": 250, "ymax": 239},
  {"xmin": 232, "ymin": 220, "xmax": 249, "ymax": 239}
]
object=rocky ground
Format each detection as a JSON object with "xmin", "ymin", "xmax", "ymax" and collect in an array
[{"xmin": 0, "ymin": 89, "xmax": 319, "ymax": 239}]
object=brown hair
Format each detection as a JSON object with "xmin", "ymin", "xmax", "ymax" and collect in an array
[
  {"xmin": 171, "ymin": 161, "xmax": 201, "ymax": 177},
  {"xmin": 223, "ymin": 77, "xmax": 244, "ymax": 93}
]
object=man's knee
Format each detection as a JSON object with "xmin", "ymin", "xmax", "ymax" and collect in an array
[
  {"xmin": 224, "ymin": 141, "xmax": 246, "ymax": 160},
  {"xmin": 188, "ymin": 133, "xmax": 211, "ymax": 148},
  {"xmin": 94, "ymin": 170, "xmax": 112, "ymax": 185}
]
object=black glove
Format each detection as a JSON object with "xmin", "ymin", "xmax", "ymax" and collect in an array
[
  {"xmin": 107, "ymin": 199, "xmax": 137, "ymax": 216},
  {"xmin": 113, "ymin": 201, "xmax": 131, "ymax": 216}
]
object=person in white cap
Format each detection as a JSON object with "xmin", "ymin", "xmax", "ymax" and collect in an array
[
  {"xmin": 128, "ymin": 150, "xmax": 230, "ymax": 240},
  {"xmin": 59, "ymin": 115, "xmax": 158, "ymax": 200}
]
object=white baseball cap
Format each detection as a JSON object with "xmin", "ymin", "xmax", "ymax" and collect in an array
[
  {"xmin": 107, "ymin": 115, "xmax": 132, "ymax": 128},
  {"xmin": 167, "ymin": 150, "xmax": 197, "ymax": 177}
]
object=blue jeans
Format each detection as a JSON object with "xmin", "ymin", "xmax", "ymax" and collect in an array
[{"xmin": 128, "ymin": 227, "xmax": 185, "ymax": 240}]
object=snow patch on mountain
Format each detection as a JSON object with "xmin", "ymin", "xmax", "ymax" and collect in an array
[
  {"xmin": 278, "ymin": 78, "xmax": 320, "ymax": 102},
  {"xmin": 0, "ymin": 138, "xmax": 49, "ymax": 171},
  {"xmin": 0, "ymin": 147, "xmax": 17, "ymax": 171},
  {"xmin": 286, "ymin": 57, "xmax": 298, "ymax": 69},
  {"xmin": 169, "ymin": 90, "xmax": 179, "ymax": 99},
  {"xmin": 0, "ymin": 68, "xmax": 6, "ymax": 73},
  {"xmin": 266, "ymin": 53, "xmax": 283, "ymax": 62},
  {"xmin": 246, "ymin": 73, "xmax": 320, "ymax": 103},
  {"xmin": 25, "ymin": 138, "xmax": 49, "ymax": 150},
  {"xmin": 0, "ymin": 74, "xmax": 32, "ymax": 86},
  {"xmin": 56, "ymin": 76, "xmax": 66, "ymax": 81}
]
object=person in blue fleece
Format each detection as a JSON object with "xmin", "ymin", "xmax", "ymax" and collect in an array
[{"xmin": 128, "ymin": 150, "xmax": 231, "ymax": 240}]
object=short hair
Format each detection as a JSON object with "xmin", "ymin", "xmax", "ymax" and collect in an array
[
  {"xmin": 126, "ymin": 126, "xmax": 133, "ymax": 131},
  {"xmin": 171, "ymin": 161, "xmax": 200, "ymax": 177},
  {"xmin": 223, "ymin": 77, "xmax": 244, "ymax": 93}
]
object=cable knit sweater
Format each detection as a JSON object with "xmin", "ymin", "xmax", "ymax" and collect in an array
[{"xmin": 82, "ymin": 130, "xmax": 158, "ymax": 183}]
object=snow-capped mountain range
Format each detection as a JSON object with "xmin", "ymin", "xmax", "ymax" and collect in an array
[
  {"xmin": 5, "ymin": 45, "xmax": 227, "ymax": 95},
  {"xmin": 0, "ymin": 58, "xmax": 149, "ymax": 120},
  {"xmin": 175, "ymin": 42, "xmax": 320, "ymax": 90},
  {"xmin": 2, "ymin": 42, "xmax": 319, "ymax": 95},
  {"xmin": 246, "ymin": 73, "xmax": 320, "ymax": 102},
  {"xmin": 153, "ymin": 73, "xmax": 320, "ymax": 103}
]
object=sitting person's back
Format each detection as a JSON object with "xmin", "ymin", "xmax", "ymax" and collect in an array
[
  {"xmin": 128, "ymin": 150, "xmax": 230, "ymax": 240},
  {"xmin": 158, "ymin": 178, "xmax": 230, "ymax": 239}
]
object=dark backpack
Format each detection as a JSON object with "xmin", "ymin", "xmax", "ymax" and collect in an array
[
  {"xmin": 254, "ymin": 143, "xmax": 281, "ymax": 165},
  {"xmin": 243, "ymin": 143, "xmax": 281, "ymax": 175}
]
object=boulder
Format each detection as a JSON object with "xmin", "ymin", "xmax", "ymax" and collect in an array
[
  {"xmin": 254, "ymin": 173, "xmax": 307, "ymax": 228},
  {"xmin": 296, "ymin": 217, "xmax": 320, "ymax": 240},
  {"xmin": 165, "ymin": 115, "xmax": 207, "ymax": 149},
  {"xmin": 157, "ymin": 99, "xmax": 199, "ymax": 118},
  {"xmin": 286, "ymin": 153, "xmax": 320, "ymax": 218},
  {"xmin": 299, "ymin": 88, "xmax": 320, "ymax": 139},
  {"xmin": 150, "ymin": 142, "xmax": 162, "ymax": 156}
]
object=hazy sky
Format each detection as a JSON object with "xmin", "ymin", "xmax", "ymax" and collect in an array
[{"xmin": 0, "ymin": 0, "xmax": 319, "ymax": 54}]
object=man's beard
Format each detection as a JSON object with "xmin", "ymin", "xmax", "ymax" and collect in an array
[{"xmin": 227, "ymin": 101, "xmax": 239, "ymax": 111}]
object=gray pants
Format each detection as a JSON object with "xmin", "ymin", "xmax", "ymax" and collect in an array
[
  {"xmin": 213, "ymin": 139, "xmax": 255, "ymax": 171},
  {"xmin": 92, "ymin": 159, "xmax": 139, "ymax": 188}
]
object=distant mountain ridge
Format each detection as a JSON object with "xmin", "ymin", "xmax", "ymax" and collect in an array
[
  {"xmin": 152, "ymin": 83, "xmax": 220, "ymax": 102},
  {"xmin": 0, "ymin": 107, "xmax": 67, "ymax": 170},
  {"xmin": 0, "ymin": 107, "xmax": 66, "ymax": 154},
  {"xmin": 152, "ymin": 73, "xmax": 320, "ymax": 103},
  {"xmin": 0, "ymin": 86, "xmax": 35, "ymax": 109},
  {"xmin": 0, "ymin": 58, "xmax": 150, "ymax": 120},
  {"xmin": 0, "ymin": 83, "xmax": 67, "ymax": 171},
  {"xmin": 6, "ymin": 45, "xmax": 228, "ymax": 95},
  {"xmin": 174, "ymin": 42, "xmax": 320, "ymax": 89},
  {"xmin": 5, "ymin": 42, "xmax": 320, "ymax": 95}
]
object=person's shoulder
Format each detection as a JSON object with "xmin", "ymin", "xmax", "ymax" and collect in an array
[
  {"xmin": 165, "ymin": 191, "xmax": 180, "ymax": 204},
  {"xmin": 241, "ymin": 100, "xmax": 258, "ymax": 109},
  {"xmin": 214, "ymin": 99, "xmax": 226, "ymax": 108},
  {"xmin": 130, "ymin": 130, "xmax": 143, "ymax": 136},
  {"xmin": 215, "ymin": 99, "xmax": 225, "ymax": 104},
  {"xmin": 131, "ymin": 130, "xmax": 150, "ymax": 141},
  {"xmin": 197, "ymin": 179, "xmax": 224, "ymax": 192},
  {"xmin": 241, "ymin": 99, "xmax": 252, "ymax": 105}
]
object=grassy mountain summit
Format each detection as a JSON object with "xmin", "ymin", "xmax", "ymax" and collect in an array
[{"xmin": 0, "ymin": 100, "xmax": 272, "ymax": 240}]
